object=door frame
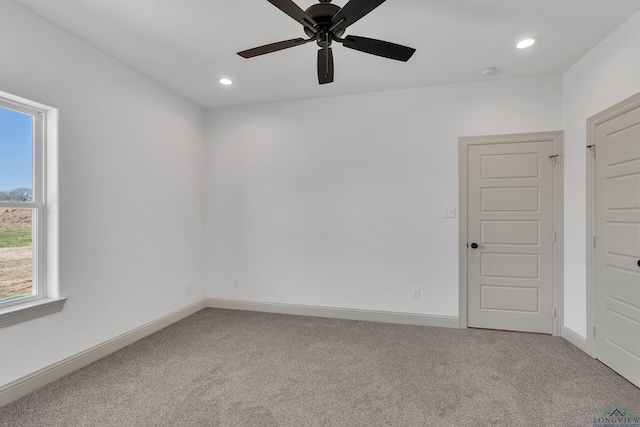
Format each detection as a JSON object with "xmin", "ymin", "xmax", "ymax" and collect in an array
[
  {"xmin": 458, "ymin": 131, "xmax": 564, "ymax": 336},
  {"xmin": 586, "ymin": 91, "xmax": 640, "ymax": 358}
]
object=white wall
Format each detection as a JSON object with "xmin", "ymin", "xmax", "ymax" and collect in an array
[
  {"xmin": 206, "ymin": 76, "xmax": 563, "ymax": 317},
  {"xmin": 562, "ymin": 11, "xmax": 640, "ymax": 338},
  {"xmin": 0, "ymin": 0, "xmax": 206, "ymax": 387}
]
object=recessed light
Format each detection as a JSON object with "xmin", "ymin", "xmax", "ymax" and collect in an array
[
  {"xmin": 219, "ymin": 78, "xmax": 233, "ymax": 85},
  {"xmin": 516, "ymin": 37, "xmax": 539, "ymax": 49}
]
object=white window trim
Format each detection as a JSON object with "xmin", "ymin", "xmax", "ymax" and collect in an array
[{"xmin": 0, "ymin": 91, "xmax": 65, "ymax": 328}]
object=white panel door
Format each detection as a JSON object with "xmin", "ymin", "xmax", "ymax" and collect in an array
[
  {"xmin": 594, "ymin": 105, "xmax": 640, "ymax": 387},
  {"xmin": 468, "ymin": 140, "xmax": 555, "ymax": 333}
]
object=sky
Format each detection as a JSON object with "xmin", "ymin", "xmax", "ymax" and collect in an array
[{"xmin": 0, "ymin": 106, "xmax": 33, "ymax": 193}]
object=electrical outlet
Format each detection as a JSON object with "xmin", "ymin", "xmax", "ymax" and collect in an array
[
  {"xmin": 412, "ymin": 287, "xmax": 420, "ymax": 299},
  {"xmin": 185, "ymin": 281, "xmax": 191, "ymax": 293},
  {"xmin": 233, "ymin": 277, "xmax": 239, "ymax": 288}
]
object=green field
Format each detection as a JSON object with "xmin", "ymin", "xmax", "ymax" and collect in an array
[
  {"xmin": 0, "ymin": 227, "xmax": 32, "ymax": 248},
  {"xmin": 0, "ymin": 224, "xmax": 33, "ymax": 300}
]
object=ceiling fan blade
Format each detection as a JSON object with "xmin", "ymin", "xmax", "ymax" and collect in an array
[
  {"xmin": 330, "ymin": 0, "xmax": 386, "ymax": 32},
  {"xmin": 238, "ymin": 38, "xmax": 310, "ymax": 58},
  {"xmin": 317, "ymin": 47, "xmax": 334, "ymax": 85},
  {"xmin": 267, "ymin": 0, "xmax": 317, "ymax": 33},
  {"xmin": 342, "ymin": 35, "xmax": 416, "ymax": 61}
]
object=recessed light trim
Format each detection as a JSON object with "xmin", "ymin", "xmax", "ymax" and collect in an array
[
  {"xmin": 219, "ymin": 78, "xmax": 233, "ymax": 85},
  {"xmin": 516, "ymin": 37, "xmax": 539, "ymax": 49}
]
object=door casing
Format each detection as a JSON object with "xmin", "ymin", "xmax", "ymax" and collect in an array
[{"xmin": 459, "ymin": 132, "xmax": 564, "ymax": 336}]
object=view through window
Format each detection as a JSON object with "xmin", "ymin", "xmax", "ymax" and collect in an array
[{"xmin": 0, "ymin": 104, "xmax": 35, "ymax": 303}]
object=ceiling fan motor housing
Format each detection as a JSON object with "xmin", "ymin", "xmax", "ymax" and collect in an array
[{"xmin": 304, "ymin": 3, "xmax": 345, "ymax": 40}]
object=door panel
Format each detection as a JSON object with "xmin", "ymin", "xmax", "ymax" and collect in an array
[
  {"xmin": 482, "ymin": 221, "xmax": 539, "ymax": 245},
  {"xmin": 607, "ymin": 311, "xmax": 640, "ymax": 357},
  {"xmin": 467, "ymin": 140, "xmax": 555, "ymax": 333},
  {"xmin": 607, "ymin": 174, "xmax": 640, "ymax": 209},
  {"xmin": 606, "ymin": 123, "xmax": 640, "ymax": 165},
  {"xmin": 481, "ymin": 153, "xmax": 539, "ymax": 179},
  {"xmin": 481, "ymin": 253, "xmax": 539, "ymax": 278},
  {"xmin": 481, "ymin": 187, "xmax": 539, "ymax": 211},
  {"xmin": 481, "ymin": 285, "xmax": 539, "ymax": 312},
  {"xmin": 606, "ymin": 267, "xmax": 640, "ymax": 307},
  {"xmin": 607, "ymin": 224, "xmax": 640, "ymax": 256},
  {"xmin": 595, "ymin": 104, "xmax": 640, "ymax": 387}
]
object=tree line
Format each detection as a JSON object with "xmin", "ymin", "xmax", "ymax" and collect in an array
[{"xmin": 0, "ymin": 187, "xmax": 32, "ymax": 202}]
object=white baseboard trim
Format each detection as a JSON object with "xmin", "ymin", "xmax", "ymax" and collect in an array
[
  {"xmin": 0, "ymin": 299, "xmax": 206, "ymax": 408},
  {"xmin": 561, "ymin": 326, "xmax": 588, "ymax": 353},
  {"xmin": 206, "ymin": 298, "xmax": 460, "ymax": 329}
]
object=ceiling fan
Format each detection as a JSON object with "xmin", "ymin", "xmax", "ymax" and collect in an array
[{"xmin": 237, "ymin": 0, "xmax": 416, "ymax": 84}]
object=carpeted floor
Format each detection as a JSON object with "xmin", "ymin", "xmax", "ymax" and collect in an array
[{"xmin": 1, "ymin": 308, "xmax": 639, "ymax": 426}]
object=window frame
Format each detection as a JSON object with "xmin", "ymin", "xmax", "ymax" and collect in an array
[
  {"xmin": 0, "ymin": 91, "xmax": 65, "ymax": 328},
  {"xmin": 0, "ymin": 98, "xmax": 45, "ymax": 308}
]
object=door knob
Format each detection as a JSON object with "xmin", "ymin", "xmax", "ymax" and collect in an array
[
  {"xmin": 471, "ymin": 243, "xmax": 479, "ymax": 249},
  {"xmin": 637, "ymin": 260, "xmax": 640, "ymax": 268}
]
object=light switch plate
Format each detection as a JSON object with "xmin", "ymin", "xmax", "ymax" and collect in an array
[{"xmin": 443, "ymin": 207, "xmax": 456, "ymax": 218}]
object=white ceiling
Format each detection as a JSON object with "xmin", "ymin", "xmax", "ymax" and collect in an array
[{"xmin": 14, "ymin": 0, "xmax": 640, "ymax": 109}]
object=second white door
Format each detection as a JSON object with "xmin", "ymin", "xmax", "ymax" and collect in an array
[{"xmin": 593, "ymin": 100, "xmax": 640, "ymax": 388}]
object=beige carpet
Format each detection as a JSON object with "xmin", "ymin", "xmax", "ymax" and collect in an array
[{"xmin": 1, "ymin": 308, "xmax": 639, "ymax": 426}]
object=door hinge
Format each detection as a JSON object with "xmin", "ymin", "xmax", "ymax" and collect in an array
[
  {"xmin": 593, "ymin": 326, "xmax": 596, "ymax": 338},
  {"xmin": 553, "ymin": 308, "xmax": 557, "ymax": 318},
  {"xmin": 587, "ymin": 145, "xmax": 596, "ymax": 157},
  {"xmin": 553, "ymin": 232, "xmax": 557, "ymax": 242},
  {"xmin": 593, "ymin": 236, "xmax": 596, "ymax": 247}
]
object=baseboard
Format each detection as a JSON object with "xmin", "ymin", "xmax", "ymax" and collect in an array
[
  {"xmin": 561, "ymin": 326, "xmax": 588, "ymax": 353},
  {"xmin": 0, "ymin": 299, "xmax": 206, "ymax": 408},
  {"xmin": 206, "ymin": 298, "xmax": 460, "ymax": 329}
]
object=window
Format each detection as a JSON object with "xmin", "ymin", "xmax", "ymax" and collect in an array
[{"xmin": 0, "ymin": 91, "xmax": 64, "ymax": 328}]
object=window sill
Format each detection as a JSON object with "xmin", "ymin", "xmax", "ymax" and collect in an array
[{"xmin": 0, "ymin": 297, "xmax": 67, "ymax": 329}]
